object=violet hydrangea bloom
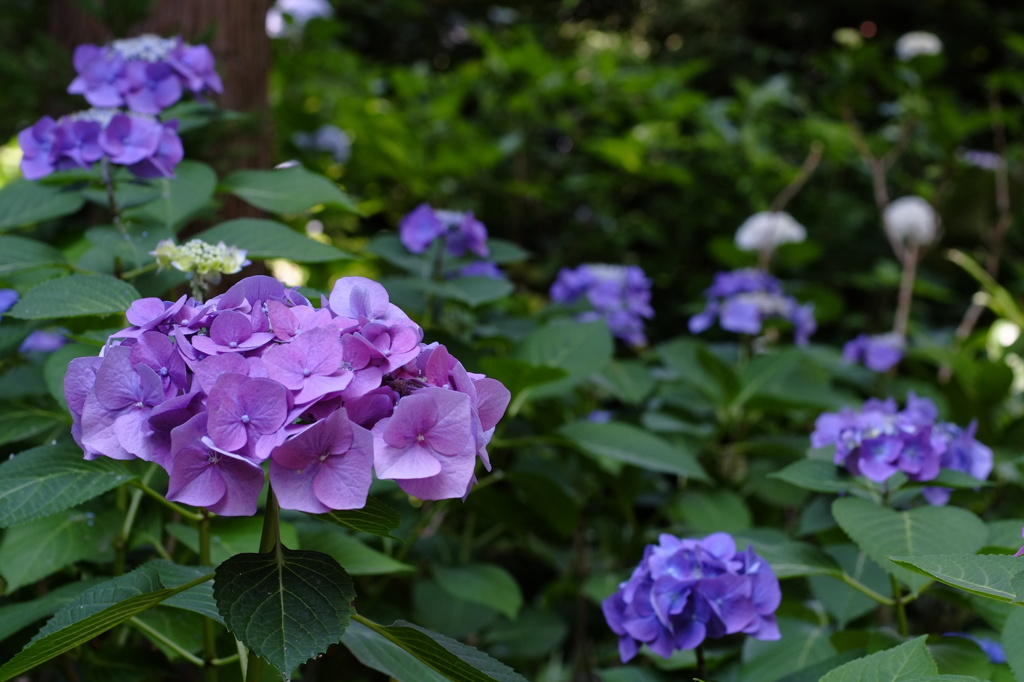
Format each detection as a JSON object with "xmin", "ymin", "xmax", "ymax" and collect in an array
[
  {"xmin": 811, "ymin": 392, "xmax": 993, "ymax": 501},
  {"xmin": 689, "ymin": 269, "xmax": 815, "ymax": 346},
  {"xmin": 843, "ymin": 332, "xmax": 905, "ymax": 372},
  {"xmin": 65, "ymin": 274, "xmax": 510, "ymax": 516},
  {"xmin": 550, "ymin": 264, "xmax": 654, "ymax": 347},
  {"xmin": 602, "ymin": 532, "xmax": 780, "ymax": 662},
  {"xmin": 399, "ymin": 204, "xmax": 490, "ymax": 258}
]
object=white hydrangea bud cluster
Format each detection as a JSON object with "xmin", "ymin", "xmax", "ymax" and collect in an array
[
  {"xmin": 151, "ymin": 239, "xmax": 250, "ymax": 284},
  {"xmin": 734, "ymin": 211, "xmax": 807, "ymax": 253},
  {"xmin": 884, "ymin": 196, "xmax": 939, "ymax": 246},
  {"xmin": 110, "ymin": 34, "xmax": 178, "ymax": 62},
  {"xmin": 895, "ymin": 32, "xmax": 943, "ymax": 61}
]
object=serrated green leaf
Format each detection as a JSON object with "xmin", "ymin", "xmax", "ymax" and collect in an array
[
  {"xmin": 770, "ymin": 460, "xmax": 853, "ymax": 494},
  {"xmin": 0, "ymin": 236, "xmax": 67, "ymax": 275},
  {"xmin": 221, "ymin": 166, "xmax": 359, "ymax": 214},
  {"xmin": 1001, "ymin": 605, "xmax": 1024, "ymax": 681},
  {"xmin": 125, "ymin": 160, "xmax": 217, "ymax": 230},
  {"xmin": 0, "ymin": 412, "xmax": 61, "ymax": 448},
  {"xmin": 194, "ymin": 218, "xmax": 352, "ymax": 262},
  {"xmin": 0, "ymin": 562, "xmax": 214, "ymax": 682},
  {"xmin": 594, "ymin": 360, "xmax": 655, "ymax": 405},
  {"xmin": 296, "ymin": 525, "xmax": 413, "ymax": 576},
  {"xmin": 354, "ymin": 617, "xmax": 529, "ymax": 682},
  {"xmin": 809, "ymin": 545, "xmax": 890, "ymax": 627},
  {"xmin": 441, "ymin": 276, "xmax": 514, "ymax": 306},
  {"xmin": 0, "ymin": 179, "xmax": 85, "ymax": 232},
  {"xmin": 674, "ymin": 490, "xmax": 751, "ymax": 533},
  {"xmin": 8, "ymin": 275, "xmax": 139, "ymax": 320},
  {"xmin": 737, "ymin": 538, "xmax": 842, "ymax": 579},
  {"xmin": 733, "ymin": 349, "xmax": 803, "ymax": 407},
  {"xmin": 0, "ymin": 509, "xmax": 120, "ymax": 592},
  {"xmin": 485, "ymin": 239, "xmax": 529, "ymax": 264},
  {"xmin": 308, "ymin": 496, "xmax": 403, "ymax": 539},
  {"xmin": 476, "ymin": 358, "xmax": 567, "ymax": 403},
  {"xmin": 214, "ymin": 546, "xmax": 355, "ymax": 676},
  {"xmin": 434, "ymin": 564, "xmax": 522, "ymax": 620},
  {"xmin": 341, "ymin": 621, "xmax": 449, "ymax": 682},
  {"xmin": 832, "ymin": 498, "xmax": 988, "ymax": 595},
  {"xmin": 741, "ymin": 616, "xmax": 838, "ymax": 682},
  {"xmin": 888, "ymin": 553, "xmax": 1024, "ymax": 604},
  {"xmin": 818, "ymin": 636, "xmax": 937, "ymax": 682},
  {"xmin": 560, "ymin": 420, "xmax": 710, "ymax": 481},
  {"xmin": 517, "ymin": 320, "xmax": 613, "ymax": 398},
  {"xmin": 0, "ymin": 442, "xmax": 134, "ymax": 528},
  {"xmin": 0, "ymin": 579, "xmax": 103, "ymax": 643}
]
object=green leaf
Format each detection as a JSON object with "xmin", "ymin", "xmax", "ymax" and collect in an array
[
  {"xmin": 696, "ymin": 345, "xmax": 740, "ymax": 404},
  {"xmin": 0, "ymin": 236, "xmax": 67, "ymax": 275},
  {"xmin": 0, "ymin": 179, "xmax": 85, "ymax": 231},
  {"xmin": 517, "ymin": 320, "xmax": 613, "ymax": 398},
  {"xmin": 737, "ymin": 538, "xmax": 842, "ymax": 579},
  {"xmin": 0, "ymin": 579, "xmax": 104, "ymax": 642},
  {"xmin": 888, "ymin": 554, "xmax": 1024, "ymax": 604},
  {"xmin": 593, "ymin": 360, "xmax": 655, "ymax": 405},
  {"xmin": 214, "ymin": 545, "xmax": 356, "ymax": 676},
  {"xmin": 560, "ymin": 421, "xmax": 710, "ymax": 481},
  {"xmin": 434, "ymin": 564, "xmax": 523, "ymax": 620},
  {"xmin": 832, "ymin": 498, "xmax": 988, "ymax": 595},
  {"xmin": 0, "ymin": 562, "xmax": 214, "ymax": 682},
  {"xmin": 341, "ymin": 621, "xmax": 449, "ymax": 682},
  {"xmin": 0, "ymin": 442, "xmax": 134, "ymax": 528},
  {"xmin": 0, "ymin": 412, "xmax": 61, "ymax": 448},
  {"xmin": 0, "ymin": 509, "xmax": 120, "ymax": 592},
  {"xmin": 166, "ymin": 516, "xmax": 300, "ymax": 565},
  {"xmin": 441, "ymin": 276, "xmax": 515, "ymax": 307},
  {"xmin": 354, "ymin": 617, "xmax": 529, "ymax": 682},
  {"xmin": 132, "ymin": 607, "xmax": 204, "ymax": 660},
  {"xmin": 221, "ymin": 166, "xmax": 359, "ymax": 214},
  {"xmin": 308, "ymin": 496, "xmax": 403, "ymax": 539},
  {"xmin": 296, "ymin": 524, "xmax": 413, "ymax": 575},
  {"xmin": 81, "ymin": 182, "xmax": 160, "ymax": 210},
  {"xmin": 809, "ymin": 545, "xmax": 890, "ymax": 628},
  {"xmin": 193, "ymin": 218, "xmax": 352, "ymax": 263},
  {"xmin": 481, "ymin": 608, "xmax": 568, "ymax": 659},
  {"xmin": 8, "ymin": 274, "xmax": 139, "ymax": 320},
  {"xmin": 770, "ymin": 460, "xmax": 853, "ymax": 494},
  {"xmin": 476, "ymin": 358, "xmax": 567, "ymax": 403},
  {"xmin": 673, "ymin": 490, "xmax": 752, "ymax": 533},
  {"xmin": 1001, "ymin": 604, "xmax": 1024, "ymax": 682},
  {"xmin": 818, "ymin": 636, "xmax": 937, "ymax": 682},
  {"xmin": 485, "ymin": 239, "xmax": 529, "ymax": 264},
  {"xmin": 741, "ymin": 616, "xmax": 838, "ymax": 682},
  {"xmin": 733, "ymin": 349, "xmax": 803, "ymax": 407},
  {"xmin": 125, "ymin": 160, "xmax": 217, "ymax": 230}
]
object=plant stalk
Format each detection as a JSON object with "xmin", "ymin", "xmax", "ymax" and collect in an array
[
  {"xmin": 245, "ymin": 488, "xmax": 282, "ymax": 682},
  {"xmin": 199, "ymin": 509, "xmax": 219, "ymax": 682},
  {"xmin": 890, "ymin": 574, "xmax": 909, "ymax": 637}
]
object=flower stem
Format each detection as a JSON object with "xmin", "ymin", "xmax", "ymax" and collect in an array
[
  {"xmin": 102, "ymin": 158, "xmax": 128, "ymax": 240},
  {"xmin": 696, "ymin": 643, "xmax": 708, "ymax": 680},
  {"xmin": 199, "ymin": 509, "xmax": 219, "ymax": 682},
  {"xmin": 245, "ymin": 488, "xmax": 282, "ymax": 682},
  {"xmin": 115, "ymin": 465, "xmax": 158, "ymax": 576},
  {"xmin": 127, "ymin": 479, "xmax": 205, "ymax": 522},
  {"xmin": 893, "ymin": 240, "xmax": 919, "ymax": 337},
  {"xmin": 891, "ymin": 574, "xmax": 909, "ymax": 637}
]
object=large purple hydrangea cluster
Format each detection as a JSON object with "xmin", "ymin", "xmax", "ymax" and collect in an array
[
  {"xmin": 550, "ymin": 264, "xmax": 654, "ymax": 347},
  {"xmin": 602, "ymin": 533, "xmax": 781, "ymax": 662},
  {"xmin": 18, "ymin": 35, "xmax": 218, "ymax": 181},
  {"xmin": 688, "ymin": 269, "xmax": 816, "ymax": 346},
  {"xmin": 65, "ymin": 275, "xmax": 510, "ymax": 516},
  {"xmin": 812, "ymin": 392, "xmax": 992, "ymax": 504}
]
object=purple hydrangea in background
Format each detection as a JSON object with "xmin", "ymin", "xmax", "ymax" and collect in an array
[
  {"xmin": 842, "ymin": 332, "xmax": 905, "ymax": 372},
  {"xmin": 69, "ymin": 35, "xmax": 222, "ymax": 114},
  {"xmin": 689, "ymin": 269, "xmax": 815, "ymax": 346},
  {"xmin": 602, "ymin": 532, "xmax": 780, "ymax": 662},
  {"xmin": 0, "ymin": 289, "xmax": 18, "ymax": 320},
  {"xmin": 550, "ymin": 264, "xmax": 654, "ymax": 347},
  {"xmin": 399, "ymin": 204, "xmax": 490, "ymax": 258},
  {"xmin": 20, "ymin": 330, "xmax": 69, "ymax": 353},
  {"xmin": 944, "ymin": 633, "xmax": 1006, "ymax": 664},
  {"xmin": 811, "ymin": 392, "xmax": 992, "ymax": 501},
  {"xmin": 18, "ymin": 109, "xmax": 183, "ymax": 180},
  {"xmin": 65, "ymin": 275, "xmax": 511, "ymax": 515}
]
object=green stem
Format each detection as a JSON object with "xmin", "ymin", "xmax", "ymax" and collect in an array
[
  {"xmin": 128, "ymin": 479, "xmax": 205, "ymax": 521},
  {"xmin": 840, "ymin": 572, "xmax": 895, "ymax": 606},
  {"xmin": 114, "ymin": 485, "xmax": 128, "ymax": 575},
  {"xmin": 120, "ymin": 262, "xmax": 159, "ymax": 280},
  {"xmin": 130, "ymin": 616, "xmax": 206, "ymax": 666},
  {"xmin": 102, "ymin": 158, "xmax": 128, "ymax": 240},
  {"xmin": 245, "ymin": 489, "xmax": 282, "ymax": 682},
  {"xmin": 116, "ymin": 465, "xmax": 158, "ymax": 576},
  {"xmin": 695, "ymin": 643, "xmax": 708, "ymax": 680},
  {"xmin": 891, "ymin": 574, "xmax": 909, "ymax": 637},
  {"xmin": 199, "ymin": 509, "xmax": 219, "ymax": 682}
]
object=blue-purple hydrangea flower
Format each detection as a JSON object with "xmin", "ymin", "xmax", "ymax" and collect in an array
[
  {"xmin": 550, "ymin": 264, "xmax": 654, "ymax": 347},
  {"xmin": 399, "ymin": 203, "xmax": 490, "ymax": 258},
  {"xmin": 842, "ymin": 332, "xmax": 905, "ymax": 372},
  {"xmin": 65, "ymin": 275, "xmax": 510, "ymax": 516},
  {"xmin": 18, "ymin": 109, "xmax": 183, "ymax": 180},
  {"xmin": 69, "ymin": 35, "xmax": 222, "ymax": 115},
  {"xmin": 602, "ymin": 532, "xmax": 781, "ymax": 662},
  {"xmin": 688, "ymin": 269, "xmax": 815, "ymax": 346},
  {"xmin": 811, "ymin": 392, "xmax": 992, "ymax": 502}
]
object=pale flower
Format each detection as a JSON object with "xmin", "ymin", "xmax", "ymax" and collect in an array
[
  {"xmin": 734, "ymin": 211, "xmax": 806, "ymax": 252},
  {"xmin": 884, "ymin": 196, "xmax": 939, "ymax": 246},
  {"xmin": 895, "ymin": 31, "xmax": 943, "ymax": 61}
]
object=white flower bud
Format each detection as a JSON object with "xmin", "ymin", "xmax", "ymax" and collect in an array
[
  {"xmin": 895, "ymin": 32, "xmax": 943, "ymax": 61},
  {"xmin": 734, "ymin": 211, "xmax": 806, "ymax": 252},
  {"xmin": 884, "ymin": 196, "xmax": 939, "ymax": 246}
]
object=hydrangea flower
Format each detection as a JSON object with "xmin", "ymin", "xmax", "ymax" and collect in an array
[
  {"xmin": 550, "ymin": 264, "xmax": 654, "ymax": 347},
  {"xmin": 17, "ymin": 108, "xmax": 183, "ymax": 180},
  {"xmin": 842, "ymin": 332, "xmax": 904, "ymax": 372},
  {"xmin": 602, "ymin": 532, "xmax": 780, "ymax": 662},
  {"xmin": 399, "ymin": 204, "xmax": 490, "ymax": 258},
  {"xmin": 895, "ymin": 31, "xmax": 943, "ymax": 61},
  {"xmin": 68, "ymin": 35, "xmax": 222, "ymax": 114},
  {"xmin": 688, "ymin": 269, "xmax": 815, "ymax": 346},
  {"xmin": 20, "ymin": 330, "xmax": 69, "ymax": 353},
  {"xmin": 266, "ymin": 0, "xmax": 333, "ymax": 38},
  {"xmin": 811, "ymin": 392, "xmax": 992, "ymax": 500},
  {"xmin": 65, "ymin": 275, "xmax": 511, "ymax": 515},
  {"xmin": 884, "ymin": 196, "xmax": 939, "ymax": 246},
  {"xmin": 0, "ymin": 289, "xmax": 19, "ymax": 320},
  {"xmin": 292, "ymin": 124, "xmax": 351, "ymax": 164},
  {"xmin": 734, "ymin": 211, "xmax": 806, "ymax": 253}
]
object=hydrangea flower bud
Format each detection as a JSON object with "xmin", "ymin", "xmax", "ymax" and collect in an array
[
  {"xmin": 895, "ymin": 31, "xmax": 943, "ymax": 61},
  {"xmin": 734, "ymin": 211, "xmax": 806, "ymax": 252},
  {"xmin": 884, "ymin": 196, "xmax": 939, "ymax": 246},
  {"xmin": 550, "ymin": 264, "xmax": 654, "ymax": 347},
  {"xmin": 152, "ymin": 239, "xmax": 250, "ymax": 279},
  {"xmin": 842, "ymin": 332, "xmax": 904, "ymax": 372}
]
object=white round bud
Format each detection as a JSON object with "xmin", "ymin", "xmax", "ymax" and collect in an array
[
  {"xmin": 895, "ymin": 32, "xmax": 943, "ymax": 61},
  {"xmin": 884, "ymin": 196, "xmax": 939, "ymax": 246},
  {"xmin": 734, "ymin": 211, "xmax": 807, "ymax": 252}
]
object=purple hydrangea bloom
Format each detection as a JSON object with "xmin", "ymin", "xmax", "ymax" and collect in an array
[
  {"xmin": 944, "ymin": 633, "xmax": 1006, "ymax": 664},
  {"xmin": 602, "ymin": 533, "xmax": 780, "ymax": 662},
  {"xmin": 20, "ymin": 330, "xmax": 69, "ymax": 353},
  {"xmin": 454, "ymin": 261, "xmax": 504, "ymax": 279},
  {"xmin": 811, "ymin": 392, "xmax": 993, "ymax": 499},
  {"xmin": 0, "ymin": 289, "xmax": 19, "ymax": 318},
  {"xmin": 65, "ymin": 275, "xmax": 510, "ymax": 515},
  {"xmin": 689, "ymin": 269, "xmax": 815, "ymax": 346},
  {"xmin": 843, "ymin": 333, "xmax": 904, "ymax": 372},
  {"xmin": 550, "ymin": 264, "xmax": 654, "ymax": 347},
  {"xmin": 398, "ymin": 204, "xmax": 490, "ymax": 258}
]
